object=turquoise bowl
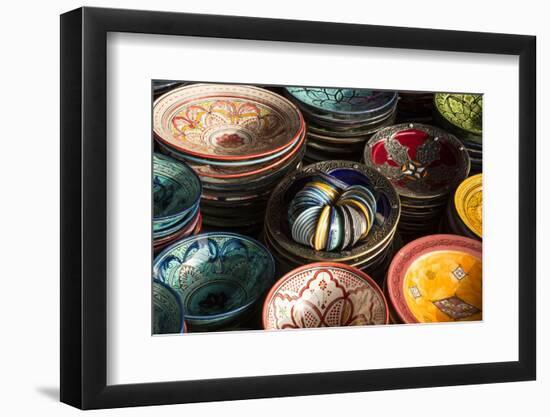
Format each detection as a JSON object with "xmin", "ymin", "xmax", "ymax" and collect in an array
[
  {"xmin": 153, "ymin": 153, "xmax": 202, "ymax": 233},
  {"xmin": 153, "ymin": 232, "xmax": 276, "ymax": 330},
  {"xmin": 285, "ymin": 87, "xmax": 398, "ymax": 116},
  {"xmin": 153, "ymin": 279, "xmax": 186, "ymax": 334}
]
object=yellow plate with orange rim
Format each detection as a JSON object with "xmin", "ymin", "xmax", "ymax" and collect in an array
[{"xmin": 454, "ymin": 174, "xmax": 482, "ymax": 238}]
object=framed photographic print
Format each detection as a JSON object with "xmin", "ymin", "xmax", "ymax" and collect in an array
[{"xmin": 60, "ymin": 6, "xmax": 536, "ymax": 409}]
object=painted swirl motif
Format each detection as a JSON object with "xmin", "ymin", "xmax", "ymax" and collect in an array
[
  {"xmin": 263, "ymin": 263, "xmax": 388, "ymax": 329},
  {"xmin": 153, "ymin": 233, "xmax": 275, "ymax": 321}
]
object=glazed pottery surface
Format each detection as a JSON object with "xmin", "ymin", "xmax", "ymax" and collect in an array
[
  {"xmin": 454, "ymin": 174, "xmax": 482, "ymax": 238},
  {"xmin": 285, "ymin": 87, "xmax": 397, "ymax": 115},
  {"xmin": 364, "ymin": 123, "xmax": 471, "ymax": 199},
  {"xmin": 153, "ymin": 232, "xmax": 276, "ymax": 329},
  {"xmin": 263, "ymin": 262, "xmax": 388, "ymax": 329},
  {"xmin": 153, "ymin": 153, "xmax": 202, "ymax": 232},
  {"xmin": 387, "ymin": 234, "xmax": 482, "ymax": 323},
  {"xmin": 153, "ymin": 84, "xmax": 304, "ymax": 161},
  {"xmin": 434, "ymin": 93, "xmax": 483, "ymax": 136},
  {"xmin": 153, "ymin": 280, "xmax": 186, "ymax": 334}
]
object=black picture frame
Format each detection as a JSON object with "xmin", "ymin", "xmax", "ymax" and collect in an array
[{"xmin": 60, "ymin": 6, "xmax": 536, "ymax": 410}]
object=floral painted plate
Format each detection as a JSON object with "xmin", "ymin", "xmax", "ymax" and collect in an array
[
  {"xmin": 153, "ymin": 84, "xmax": 304, "ymax": 161},
  {"xmin": 387, "ymin": 234, "xmax": 482, "ymax": 323},
  {"xmin": 454, "ymin": 174, "xmax": 482, "ymax": 238},
  {"xmin": 263, "ymin": 262, "xmax": 388, "ymax": 329},
  {"xmin": 363, "ymin": 123, "xmax": 470, "ymax": 199}
]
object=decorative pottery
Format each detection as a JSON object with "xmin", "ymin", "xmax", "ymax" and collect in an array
[
  {"xmin": 153, "ymin": 84, "xmax": 305, "ymax": 161},
  {"xmin": 153, "ymin": 153, "xmax": 202, "ymax": 233},
  {"xmin": 364, "ymin": 123, "xmax": 470, "ymax": 199},
  {"xmin": 153, "ymin": 232, "xmax": 276, "ymax": 330},
  {"xmin": 152, "ymin": 279, "xmax": 186, "ymax": 334},
  {"xmin": 434, "ymin": 93, "xmax": 483, "ymax": 137},
  {"xmin": 285, "ymin": 87, "xmax": 397, "ymax": 115},
  {"xmin": 263, "ymin": 262, "xmax": 388, "ymax": 329},
  {"xmin": 386, "ymin": 234, "xmax": 482, "ymax": 323}
]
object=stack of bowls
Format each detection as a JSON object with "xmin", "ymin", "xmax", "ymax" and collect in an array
[
  {"xmin": 396, "ymin": 91, "xmax": 434, "ymax": 123},
  {"xmin": 153, "ymin": 84, "xmax": 306, "ymax": 236},
  {"xmin": 153, "ymin": 232, "xmax": 276, "ymax": 331},
  {"xmin": 433, "ymin": 93, "xmax": 483, "ymax": 173},
  {"xmin": 386, "ymin": 234, "xmax": 482, "ymax": 324},
  {"xmin": 363, "ymin": 123, "xmax": 470, "ymax": 240},
  {"xmin": 264, "ymin": 160, "xmax": 401, "ymax": 282},
  {"xmin": 153, "ymin": 153, "xmax": 202, "ymax": 252},
  {"xmin": 284, "ymin": 87, "xmax": 398, "ymax": 164},
  {"xmin": 263, "ymin": 262, "xmax": 388, "ymax": 329},
  {"xmin": 441, "ymin": 173, "xmax": 482, "ymax": 240}
]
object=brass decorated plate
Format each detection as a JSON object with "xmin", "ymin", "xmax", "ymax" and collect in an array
[
  {"xmin": 454, "ymin": 174, "xmax": 482, "ymax": 238},
  {"xmin": 434, "ymin": 93, "xmax": 483, "ymax": 136}
]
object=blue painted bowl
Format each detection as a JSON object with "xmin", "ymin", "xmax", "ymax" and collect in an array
[
  {"xmin": 153, "ymin": 232, "xmax": 276, "ymax": 330},
  {"xmin": 285, "ymin": 87, "xmax": 398, "ymax": 116},
  {"xmin": 153, "ymin": 153, "xmax": 202, "ymax": 233},
  {"xmin": 152, "ymin": 279, "xmax": 186, "ymax": 334}
]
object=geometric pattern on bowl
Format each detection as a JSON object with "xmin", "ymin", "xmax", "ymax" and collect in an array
[
  {"xmin": 153, "ymin": 84, "xmax": 304, "ymax": 161},
  {"xmin": 434, "ymin": 93, "xmax": 483, "ymax": 136},
  {"xmin": 153, "ymin": 232, "xmax": 276, "ymax": 329},
  {"xmin": 454, "ymin": 173, "xmax": 482, "ymax": 238},
  {"xmin": 153, "ymin": 279, "xmax": 186, "ymax": 334},
  {"xmin": 263, "ymin": 262, "xmax": 388, "ymax": 329},
  {"xmin": 363, "ymin": 123, "xmax": 470, "ymax": 199}
]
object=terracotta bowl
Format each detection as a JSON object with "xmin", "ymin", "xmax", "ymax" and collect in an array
[{"xmin": 263, "ymin": 262, "xmax": 388, "ymax": 329}]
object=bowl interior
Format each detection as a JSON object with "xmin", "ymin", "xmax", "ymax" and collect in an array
[{"xmin": 154, "ymin": 233, "xmax": 275, "ymax": 320}]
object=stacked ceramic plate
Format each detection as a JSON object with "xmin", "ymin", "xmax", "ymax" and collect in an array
[
  {"xmin": 441, "ymin": 173, "xmax": 482, "ymax": 240},
  {"xmin": 264, "ymin": 160, "xmax": 401, "ymax": 282},
  {"xmin": 153, "ymin": 153, "xmax": 202, "ymax": 253},
  {"xmin": 284, "ymin": 87, "xmax": 398, "ymax": 164},
  {"xmin": 153, "ymin": 84, "xmax": 306, "ymax": 235},
  {"xmin": 363, "ymin": 123, "xmax": 471, "ymax": 240},
  {"xmin": 386, "ymin": 234, "xmax": 482, "ymax": 324},
  {"xmin": 153, "ymin": 232, "xmax": 276, "ymax": 331},
  {"xmin": 396, "ymin": 91, "xmax": 434, "ymax": 123},
  {"xmin": 434, "ymin": 93, "xmax": 483, "ymax": 173}
]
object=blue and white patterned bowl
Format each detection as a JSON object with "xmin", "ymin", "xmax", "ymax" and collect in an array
[
  {"xmin": 153, "ymin": 153, "xmax": 202, "ymax": 233},
  {"xmin": 153, "ymin": 232, "xmax": 276, "ymax": 330}
]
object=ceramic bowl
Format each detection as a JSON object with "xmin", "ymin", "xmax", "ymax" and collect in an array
[
  {"xmin": 153, "ymin": 153, "xmax": 202, "ymax": 233},
  {"xmin": 387, "ymin": 234, "xmax": 482, "ymax": 323},
  {"xmin": 153, "ymin": 232, "xmax": 276, "ymax": 330},
  {"xmin": 434, "ymin": 93, "xmax": 483, "ymax": 137},
  {"xmin": 263, "ymin": 262, "xmax": 388, "ymax": 329},
  {"xmin": 153, "ymin": 84, "xmax": 305, "ymax": 161},
  {"xmin": 363, "ymin": 123, "xmax": 471, "ymax": 199},
  {"xmin": 152, "ymin": 279, "xmax": 186, "ymax": 334},
  {"xmin": 285, "ymin": 87, "xmax": 398, "ymax": 116},
  {"xmin": 454, "ymin": 174, "xmax": 482, "ymax": 238}
]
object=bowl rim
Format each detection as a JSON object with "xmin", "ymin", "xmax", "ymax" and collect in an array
[
  {"xmin": 386, "ymin": 234, "xmax": 482, "ymax": 324},
  {"xmin": 262, "ymin": 261, "xmax": 389, "ymax": 329},
  {"xmin": 153, "ymin": 231, "xmax": 276, "ymax": 322},
  {"xmin": 153, "ymin": 153, "xmax": 202, "ymax": 223},
  {"xmin": 153, "ymin": 83, "xmax": 306, "ymax": 161}
]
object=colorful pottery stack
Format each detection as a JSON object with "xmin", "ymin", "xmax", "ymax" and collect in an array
[
  {"xmin": 264, "ymin": 160, "xmax": 401, "ymax": 282},
  {"xmin": 441, "ymin": 173, "xmax": 482, "ymax": 240},
  {"xmin": 153, "ymin": 153, "xmax": 202, "ymax": 252},
  {"xmin": 363, "ymin": 123, "xmax": 470, "ymax": 240},
  {"xmin": 263, "ymin": 262, "xmax": 388, "ymax": 329},
  {"xmin": 396, "ymin": 92, "xmax": 434, "ymax": 123},
  {"xmin": 434, "ymin": 93, "xmax": 483, "ymax": 173},
  {"xmin": 153, "ymin": 232, "xmax": 276, "ymax": 331},
  {"xmin": 153, "ymin": 84, "xmax": 306, "ymax": 236},
  {"xmin": 284, "ymin": 87, "xmax": 398, "ymax": 164},
  {"xmin": 386, "ymin": 234, "xmax": 482, "ymax": 324}
]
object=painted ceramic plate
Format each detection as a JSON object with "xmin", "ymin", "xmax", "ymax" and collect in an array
[
  {"xmin": 153, "ymin": 84, "xmax": 304, "ymax": 161},
  {"xmin": 434, "ymin": 93, "xmax": 483, "ymax": 136},
  {"xmin": 387, "ymin": 234, "xmax": 482, "ymax": 323},
  {"xmin": 263, "ymin": 262, "xmax": 388, "ymax": 329},
  {"xmin": 153, "ymin": 232, "xmax": 276, "ymax": 329},
  {"xmin": 153, "ymin": 153, "xmax": 202, "ymax": 232},
  {"xmin": 454, "ymin": 173, "xmax": 482, "ymax": 238},
  {"xmin": 285, "ymin": 87, "xmax": 398, "ymax": 115},
  {"xmin": 363, "ymin": 123, "xmax": 470, "ymax": 199},
  {"xmin": 153, "ymin": 280, "xmax": 186, "ymax": 334}
]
